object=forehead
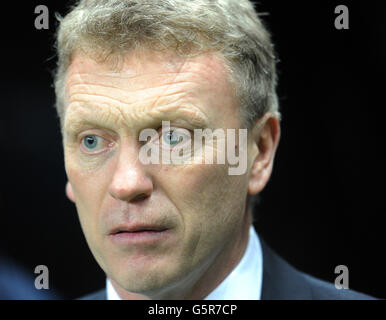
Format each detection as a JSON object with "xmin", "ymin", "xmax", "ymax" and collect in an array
[
  {"xmin": 66, "ymin": 49, "xmax": 230, "ymax": 88},
  {"xmin": 64, "ymin": 49, "xmax": 239, "ymax": 128}
]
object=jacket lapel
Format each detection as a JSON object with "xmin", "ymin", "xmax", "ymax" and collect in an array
[{"xmin": 260, "ymin": 238, "xmax": 312, "ymax": 299}]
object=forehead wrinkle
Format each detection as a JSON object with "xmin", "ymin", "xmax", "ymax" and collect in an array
[
  {"xmin": 67, "ymin": 49, "xmax": 229, "ymax": 93},
  {"xmin": 128, "ymin": 104, "xmax": 210, "ymax": 128},
  {"xmin": 125, "ymin": 57, "xmax": 211, "ymax": 127},
  {"xmin": 64, "ymin": 97, "xmax": 208, "ymax": 135},
  {"xmin": 66, "ymin": 67, "xmax": 204, "ymax": 111},
  {"xmin": 67, "ymin": 81, "xmax": 199, "ymax": 108},
  {"xmin": 66, "ymin": 55, "xmax": 222, "ymax": 97},
  {"xmin": 65, "ymin": 56, "xmax": 210, "ymax": 96},
  {"xmin": 67, "ymin": 81, "xmax": 208, "ymax": 130},
  {"xmin": 64, "ymin": 101, "xmax": 126, "ymax": 133},
  {"xmin": 65, "ymin": 52, "xmax": 229, "ymax": 133},
  {"xmin": 67, "ymin": 73, "xmax": 203, "ymax": 95}
]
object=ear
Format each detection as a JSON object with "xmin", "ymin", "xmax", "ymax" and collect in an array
[
  {"xmin": 248, "ymin": 113, "xmax": 281, "ymax": 196},
  {"xmin": 65, "ymin": 181, "xmax": 75, "ymax": 203}
]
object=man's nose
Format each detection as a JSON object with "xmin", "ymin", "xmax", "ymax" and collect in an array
[{"xmin": 108, "ymin": 147, "xmax": 154, "ymax": 202}]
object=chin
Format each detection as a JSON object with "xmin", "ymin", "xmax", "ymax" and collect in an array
[
  {"xmin": 110, "ymin": 262, "xmax": 172, "ymax": 289},
  {"xmin": 115, "ymin": 272, "xmax": 175, "ymax": 297},
  {"xmin": 113, "ymin": 261, "xmax": 193, "ymax": 298}
]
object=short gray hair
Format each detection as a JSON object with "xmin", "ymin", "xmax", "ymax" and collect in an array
[{"xmin": 54, "ymin": 0, "xmax": 280, "ymax": 129}]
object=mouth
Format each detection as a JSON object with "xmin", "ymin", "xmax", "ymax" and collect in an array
[
  {"xmin": 108, "ymin": 224, "xmax": 170, "ymax": 245},
  {"xmin": 110, "ymin": 224, "xmax": 168, "ymax": 234}
]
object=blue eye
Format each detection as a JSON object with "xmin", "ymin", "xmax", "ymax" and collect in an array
[
  {"xmin": 163, "ymin": 130, "xmax": 183, "ymax": 146},
  {"xmin": 83, "ymin": 135, "xmax": 99, "ymax": 149}
]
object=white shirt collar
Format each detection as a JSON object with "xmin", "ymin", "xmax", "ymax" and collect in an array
[
  {"xmin": 106, "ymin": 276, "xmax": 122, "ymax": 300},
  {"xmin": 107, "ymin": 225, "xmax": 263, "ymax": 300}
]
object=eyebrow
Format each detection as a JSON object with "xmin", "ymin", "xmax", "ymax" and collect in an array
[
  {"xmin": 64, "ymin": 102, "xmax": 210, "ymax": 133},
  {"xmin": 146, "ymin": 105, "xmax": 210, "ymax": 128}
]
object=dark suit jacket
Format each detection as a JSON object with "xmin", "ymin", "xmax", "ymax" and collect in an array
[{"xmin": 78, "ymin": 238, "xmax": 374, "ymax": 300}]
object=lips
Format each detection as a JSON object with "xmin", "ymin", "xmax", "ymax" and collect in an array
[
  {"xmin": 109, "ymin": 224, "xmax": 168, "ymax": 235},
  {"xmin": 108, "ymin": 223, "xmax": 171, "ymax": 245}
]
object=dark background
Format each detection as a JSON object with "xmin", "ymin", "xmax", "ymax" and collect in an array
[{"xmin": 0, "ymin": 1, "xmax": 385, "ymax": 299}]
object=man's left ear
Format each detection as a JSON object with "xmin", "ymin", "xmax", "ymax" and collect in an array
[
  {"xmin": 65, "ymin": 181, "xmax": 75, "ymax": 203},
  {"xmin": 248, "ymin": 113, "xmax": 281, "ymax": 196}
]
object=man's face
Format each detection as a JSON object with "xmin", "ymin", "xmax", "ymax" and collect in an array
[{"xmin": 63, "ymin": 49, "xmax": 258, "ymax": 297}]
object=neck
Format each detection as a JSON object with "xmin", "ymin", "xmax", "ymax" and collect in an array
[{"xmin": 111, "ymin": 209, "xmax": 252, "ymax": 300}]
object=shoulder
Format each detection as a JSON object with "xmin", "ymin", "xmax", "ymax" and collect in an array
[
  {"xmin": 259, "ymin": 237, "xmax": 376, "ymax": 300},
  {"xmin": 77, "ymin": 289, "xmax": 106, "ymax": 300}
]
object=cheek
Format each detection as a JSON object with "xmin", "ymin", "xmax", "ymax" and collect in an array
[
  {"xmin": 64, "ymin": 151, "xmax": 114, "ymax": 232},
  {"xmin": 161, "ymin": 163, "xmax": 249, "ymax": 265},
  {"xmin": 165, "ymin": 163, "xmax": 248, "ymax": 227}
]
